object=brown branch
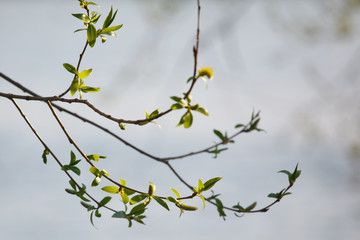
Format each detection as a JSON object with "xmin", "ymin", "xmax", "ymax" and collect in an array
[
  {"xmin": 58, "ymin": 40, "xmax": 89, "ymax": 97},
  {"xmin": 10, "ymin": 98, "xmax": 116, "ymax": 213}
]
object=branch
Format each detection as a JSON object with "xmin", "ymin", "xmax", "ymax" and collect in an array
[{"xmin": 10, "ymin": 98, "xmax": 116, "ymax": 213}]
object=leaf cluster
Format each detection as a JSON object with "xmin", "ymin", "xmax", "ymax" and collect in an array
[
  {"xmin": 170, "ymin": 94, "xmax": 209, "ymax": 128},
  {"xmin": 61, "ymin": 151, "xmax": 81, "ymax": 176}
]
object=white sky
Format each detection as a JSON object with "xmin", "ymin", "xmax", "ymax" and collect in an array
[{"xmin": 1, "ymin": 0, "xmax": 360, "ymax": 239}]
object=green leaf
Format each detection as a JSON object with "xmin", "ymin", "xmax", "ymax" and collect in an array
[
  {"xmin": 81, "ymin": 201, "xmax": 95, "ymax": 211},
  {"xmin": 171, "ymin": 103, "xmax": 185, "ymax": 110},
  {"xmin": 267, "ymin": 193, "xmax": 280, "ymax": 199},
  {"xmin": 101, "ymin": 24, "xmax": 123, "ymax": 35},
  {"xmin": 41, "ymin": 149, "xmax": 49, "ymax": 164},
  {"xmin": 102, "ymin": 7, "xmax": 119, "ymax": 30},
  {"xmin": 70, "ymin": 150, "xmax": 76, "ymax": 163},
  {"xmin": 199, "ymin": 195, "xmax": 206, "ymax": 209},
  {"xmin": 103, "ymin": 6, "xmax": 114, "ymax": 29},
  {"xmin": 153, "ymin": 196, "xmax": 170, "ymax": 211},
  {"xmin": 170, "ymin": 188, "xmax": 180, "ymax": 199},
  {"xmin": 130, "ymin": 194, "xmax": 147, "ymax": 205},
  {"xmin": 170, "ymin": 96, "xmax": 182, "ymax": 102},
  {"xmin": 63, "ymin": 63, "xmax": 78, "ymax": 74},
  {"xmin": 177, "ymin": 110, "xmax": 193, "ymax": 128},
  {"xmin": 94, "ymin": 209, "xmax": 101, "ymax": 218},
  {"xmin": 70, "ymin": 77, "xmax": 80, "ymax": 96},
  {"xmin": 65, "ymin": 188, "xmax": 76, "ymax": 195},
  {"xmin": 112, "ymin": 211, "xmax": 127, "ymax": 218},
  {"xmin": 90, "ymin": 11, "xmax": 100, "ymax": 24},
  {"xmin": 198, "ymin": 179, "xmax": 204, "ymax": 192},
  {"xmin": 101, "ymin": 186, "xmax": 119, "ymax": 194},
  {"xmin": 196, "ymin": 107, "xmax": 209, "ymax": 116},
  {"xmin": 186, "ymin": 76, "xmax": 195, "ymax": 83},
  {"xmin": 214, "ymin": 129, "xmax": 225, "ymax": 141},
  {"xmin": 87, "ymin": 23, "xmax": 97, "ymax": 47},
  {"xmin": 235, "ymin": 123, "xmax": 245, "ymax": 128},
  {"xmin": 69, "ymin": 166, "xmax": 81, "ymax": 176},
  {"xmin": 89, "ymin": 166, "xmax": 100, "ymax": 176},
  {"xmin": 166, "ymin": 196, "xmax": 177, "ymax": 203},
  {"xmin": 69, "ymin": 180, "xmax": 77, "ymax": 190},
  {"xmin": 203, "ymin": 177, "xmax": 222, "ymax": 191},
  {"xmin": 87, "ymin": 154, "xmax": 107, "ymax": 162},
  {"xmin": 121, "ymin": 192, "xmax": 129, "ymax": 204},
  {"xmin": 245, "ymin": 202, "xmax": 257, "ymax": 211},
  {"xmin": 100, "ymin": 169, "xmax": 109, "ymax": 176},
  {"xmin": 81, "ymin": 86, "xmax": 100, "ymax": 93},
  {"xmin": 129, "ymin": 203, "xmax": 146, "ymax": 216},
  {"xmin": 215, "ymin": 198, "xmax": 226, "ymax": 220},
  {"xmin": 78, "ymin": 69, "xmax": 92, "ymax": 79},
  {"xmin": 88, "ymin": 2, "xmax": 100, "ymax": 7},
  {"xmin": 176, "ymin": 203, "xmax": 198, "ymax": 211},
  {"xmin": 72, "ymin": 13, "xmax": 90, "ymax": 23},
  {"xmin": 74, "ymin": 28, "xmax": 87, "ymax": 33},
  {"xmin": 91, "ymin": 176, "xmax": 101, "ymax": 187},
  {"xmin": 99, "ymin": 196, "xmax": 112, "ymax": 206},
  {"xmin": 232, "ymin": 202, "xmax": 245, "ymax": 211},
  {"xmin": 149, "ymin": 109, "xmax": 159, "ymax": 118}
]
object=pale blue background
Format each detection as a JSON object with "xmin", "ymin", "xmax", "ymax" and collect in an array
[{"xmin": 1, "ymin": 0, "xmax": 360, "ymax": 239}]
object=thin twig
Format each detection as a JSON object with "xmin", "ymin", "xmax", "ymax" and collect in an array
[{"xmin": 10, "ymin": 98, "xmax": 116, "ymax": 212}]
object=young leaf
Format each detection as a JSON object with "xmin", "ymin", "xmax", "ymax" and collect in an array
[
  {"xmin": 176, "ymin": 203, "xmax": 198, "ymax": 211},
  {"xmin": 78, "ymin": 69, "xmax": 92, "ymax": 79},
  {"xmin": 171, "ymin": 103, "xmax": 184, "ymax": 110},
  {"xmin": 215, "ymin": 198, "xmax": 226, "ymax": 220},
  {"xmin": 203, "ymin": 177, "xmax": 222, "ymax": 191},
  {"xmin": 63, "ymin": 63, "xmax": 78, "ymax": 74},
  {"xmin": 91, "ymin": 176, "xmax": 101, "ymax": 187},
  {"xmin": 121, "ymin": 192, "xmax": 129, "ymax": 204},
  {"xmin": 170, "ymin": 96, "xmax": 182, "ymax": 102},
  {"xmin": 65, "ymin": 188, "xmax": 77, "ymax": 195},
  {"xmin": 196, "ymin": 107, "xmax": 209, "ymax": 116},
  {"xmin": 170, "ymin": 188, "xmax": 181, "ymax": 199},
  {"xmin": 101, "ymin": 186, "xmax": 119, "ymax": 194},
  {"xmin": 199, "ymin": 195, "xmax": 206, "ymax": 209},
  {"xmin": 245, "ymin": 202, "xmax": 257, "ymax": 211},
  {"xmin": 72, "ymin": 13, "xmax": 90, "ymax": 23},
  {"xmin": 214, "ymin": 129, "xmax": 225, "ymax": 141},
  {"xmin": 153, "ymin": 196, "xmax": 170, "ymax": 211},
  {"xmin": 129, "ymin": 203, "xmax": 146, "ymax": 216},
  {"xmin": 70, "ymin": 77, "xmax": 80, "ymax": 96},
  {"xmin": 87, "ymin": 154, "xmax": 107, "ymax": 162},
  {"xmin": 232, "ymin": 202, "xmax": 245, "ymax": 211},
  {"xmin": 81, "ymin": 201, "xmax": 95, "ymax": 211},
  {"xmin": 101, "ymin": 24, "xmax": 123, "ymax": 35},
  {"xmin": 103, "ymin": 6, "xmax": 114, "ymax": 29},
  {"xmin": 130, "ymin": 194, "xmax": 147, "ymax": 205},
  {"xmin": 87, "ymin": 23, "xmax": 97, "ymax": 47},
  {"xmin": 41, "ymin": 149, "xmax": 49, "ymax": 164},
  {"xmin": 69, "ymin": 166, "xmax": 81, "ymax": 176},
  {"xmin": 89, "ymin": 166, "xmax": 100, "ymax": 176},
  {"xmin": 81, "ymin": 86, "xmax": 100, "ymax": 93},
  {"xmin": 166, "ymin": 196, "xmax": 178, "ymax": 203},
  {"xmin": 99, "ymin": 196, "xmax": 112, "ymax": 206},
  {"xmin": 198, "ymin": 179, "xmax": 205, "ymax": 192},
  {"xmin": 112, "ymin": 211, "xmax": 127, "ymax": 219}
]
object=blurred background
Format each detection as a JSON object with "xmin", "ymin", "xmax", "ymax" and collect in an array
[{"xmin": 1, "ymin": 0, "xmax": 360, "ymax": 239}]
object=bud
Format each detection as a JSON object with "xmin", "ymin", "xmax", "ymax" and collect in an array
[
  {"xmin": 176, "ymin": 202, "xmax": 198, "ymax": 211},
  {"xmin": 148, "ymin": 182, "xmax": 156, "ymax": 196}
]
